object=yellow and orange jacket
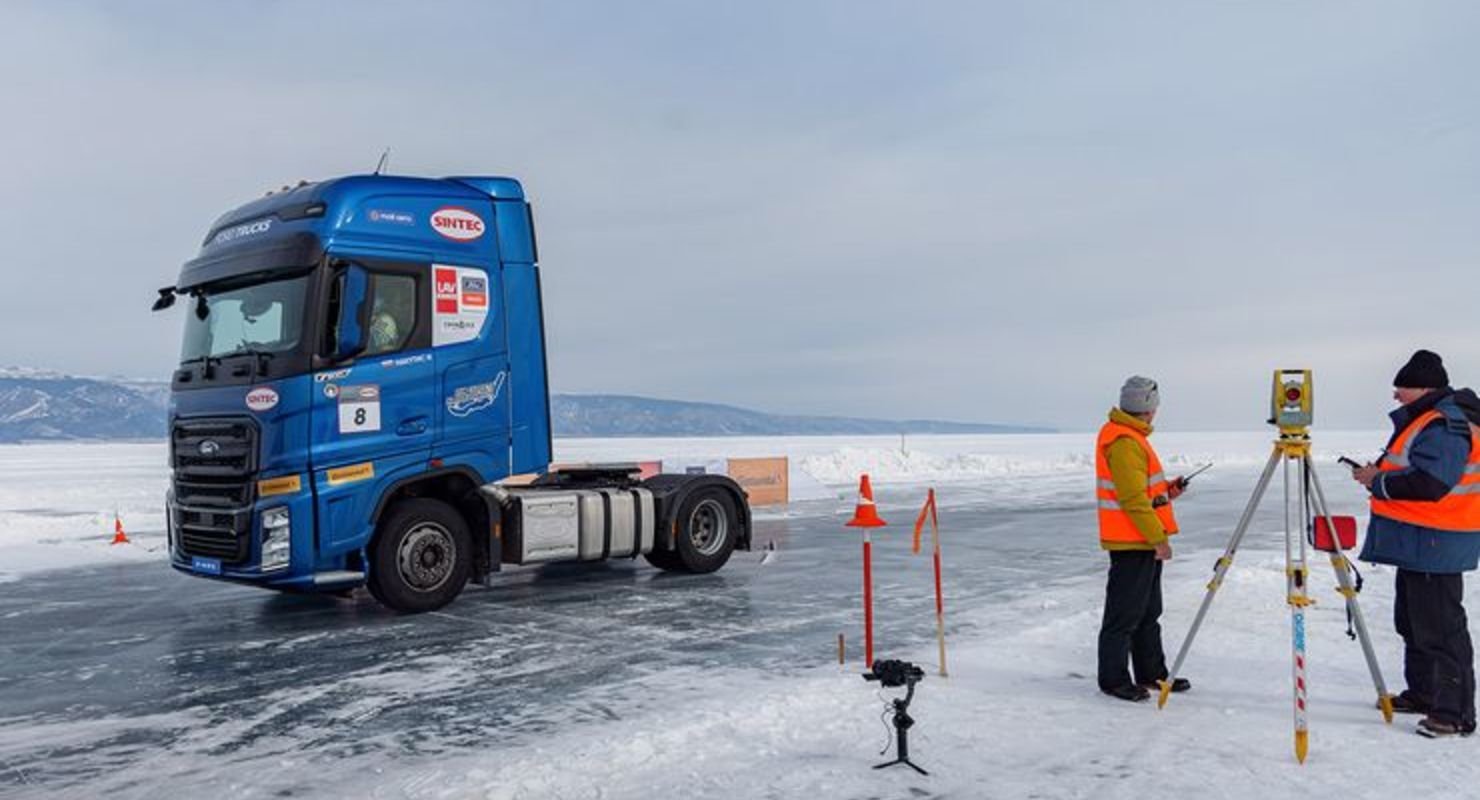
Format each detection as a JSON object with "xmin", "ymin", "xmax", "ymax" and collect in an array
[{"xmin": 1095, "ymin": 408, "xmax": 1179, "ymax": 551}]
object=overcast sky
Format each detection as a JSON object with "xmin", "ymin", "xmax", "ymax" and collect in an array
[{"xmin": 3, "ymin": 1, "xmax": 1478, "ymax": 431}]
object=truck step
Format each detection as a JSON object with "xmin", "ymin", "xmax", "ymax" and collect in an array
[{"xmin": 312, "ymin": 570, "xmax": 366, "ymax": 587}]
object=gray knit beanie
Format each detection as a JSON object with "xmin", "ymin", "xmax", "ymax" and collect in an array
[{"xmin": 1119, "ymin": 376, "xmax": 1160, "ymax": 414}]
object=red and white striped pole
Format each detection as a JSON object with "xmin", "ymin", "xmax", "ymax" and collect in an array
[
  {"xmin": 846, "ymin": 474, "xmax": 887, "ymax": 668},
  {"xmin": 862, "ymin": 529, "xmax": 875, "ymax": 667}
]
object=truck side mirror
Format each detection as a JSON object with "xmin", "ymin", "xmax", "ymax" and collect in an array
[
  {"xmin": 151, "ymin": 286, "xmax": 177, "ymax": 311},
  {"xmin": 331, "ymin": 264, "xmax": 370, "ymax": 362}
]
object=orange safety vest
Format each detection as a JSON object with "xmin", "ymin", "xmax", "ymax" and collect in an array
[
  {"xmin": 1371, "ymin": 408, "xmax": 1480, "ymax": 532},
  {"xmin": 1095, "ymin": 420, "xmax": 1179, "ymax": 544}
]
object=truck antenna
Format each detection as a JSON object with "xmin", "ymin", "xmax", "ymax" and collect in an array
[{"xmin": 373, "ymin": 148, "xmax": 391, "ymax": 175}]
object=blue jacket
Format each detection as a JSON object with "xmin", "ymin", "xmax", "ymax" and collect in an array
[{"xmin": 1359, "ymin": 388, "xmax": 1480, "ymax": 574}]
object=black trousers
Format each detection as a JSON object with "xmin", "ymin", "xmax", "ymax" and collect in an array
[
  {"xmin": 1394, "ymin": 569, "xmax": 1476, "ymax": 726},
  {"xmin": 1098, "ymin": 550, "xmax": 1168, "ymax": 690}
]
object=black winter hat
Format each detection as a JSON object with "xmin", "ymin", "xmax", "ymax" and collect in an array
[{"xmin": 1394, "ymin": 349, "xmax": 1449, "ymax": 389}]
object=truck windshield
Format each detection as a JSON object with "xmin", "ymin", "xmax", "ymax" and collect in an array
[{"xmin": 180, "ymin": 273, "xmax": 312, "ymax": 363}]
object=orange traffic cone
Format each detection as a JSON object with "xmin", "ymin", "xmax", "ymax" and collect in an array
[
  {"xmin": 846, "ymin": 474, "xmax": 887, "ymax": 528},
  {"xmin": 111, "ymin": 515, "xmax": 130, "ymax": 546}
]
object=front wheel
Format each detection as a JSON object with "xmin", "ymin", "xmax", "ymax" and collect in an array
[
  {"xmin": 368, "ymin": 498, "xmax": 472, "ymax": 613},
  {"xmin": 673, "ymin": 488, "xmax": 739, "ymax": 574}
]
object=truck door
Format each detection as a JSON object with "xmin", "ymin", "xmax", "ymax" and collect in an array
[
  {"xmin": 431, "ymin": 262, "xmax": 512, "ymax": 478},
  {"xmin": 310, "ymin": 258, "xmax": 436, "ymax": 551}
]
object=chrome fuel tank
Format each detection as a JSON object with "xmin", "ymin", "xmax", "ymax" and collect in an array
[{"xmin": 486, "ymin": 486, "xmax": 656, "ymax": 565}]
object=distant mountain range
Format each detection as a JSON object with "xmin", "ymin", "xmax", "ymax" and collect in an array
[
  {"xmin": 550, "ymin": 393, "xmax": 1049, "ymax": 437},
  {"xmin": 0, "ymin": 367, "xmax": 169, "ymax": 442},
  {"xmin": 0, "ymin": 367, "xmax": 1050, "ymax": 442}
]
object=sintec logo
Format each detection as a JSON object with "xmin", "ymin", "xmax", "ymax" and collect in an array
[{"xmin": 430, "ymin": 207, "xmax": 484, "ymax": 241}]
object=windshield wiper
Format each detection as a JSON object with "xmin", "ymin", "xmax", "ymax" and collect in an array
[
  {"xmin": 179, "ymin": 355, "xmax": 223, "ymax": 379},
  {"xmin": 220, "ymin": 347, "xmax": 277, "ymax": 378}
]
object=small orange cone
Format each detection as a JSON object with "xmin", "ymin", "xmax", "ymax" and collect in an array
[
  {"xmin": 846, "ymin": 474, "xmax": 887, "ymax": 528},
  {"xmin": 111, "ymin": 515, "xmax": 130, "ymax": 546}
]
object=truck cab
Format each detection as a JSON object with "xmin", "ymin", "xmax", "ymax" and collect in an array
[{"xmin": 155, "ymin": 174, "xmax": 749, "ymax": 612}]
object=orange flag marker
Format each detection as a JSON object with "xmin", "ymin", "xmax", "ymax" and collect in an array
[{"xmin": 913, "ymin": 489, "xmax": 948, "ymax": 677}]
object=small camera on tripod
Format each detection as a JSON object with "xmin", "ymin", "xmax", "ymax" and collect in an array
[
  {"xmin": 863, "ymin": 659, "xmax": 925, "ymax": 688},
  {"xmin": 861, "ymin": 659, "xmax": 928, "ymax": 775}
]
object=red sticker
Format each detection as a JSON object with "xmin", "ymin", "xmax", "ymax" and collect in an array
[
  {"xmin": 435, "ymin": 268, "xmax": 458, "ymax": 297},
  {"xmin": 436, "ymin": 297, "xmax": 459, "ymax": 314}
]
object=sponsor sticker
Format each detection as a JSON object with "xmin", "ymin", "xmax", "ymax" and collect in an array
[
  {"xmin": 245, "ymin": 387, "xmax": 279, "ymax": 412},
  {"xmin": 435, "ymin": 268, "xmax": 459, "ymax": 297},
  {"xmin": 338, "ymin": 385, "xmax": 381, "ymax": 434},
  {"xmin": 431, "ymin": 264, "xmax": 490, "ymax": 347},
  {"xmin": 366, "ymin": 209, "xmax": 415, "ymax": 226},
  {"xmin": 461, "ymin": 275, "xmax": 487, "ymax": 308},
  {"xmin": 314, "ymin": 368, "xmax": 351, "ymax": 383},
  {"xmin": 380, "ymin": 353, "xmax": 431, "ymax": 369},
  {"xmin": 435, "ymin": 266, "xmax": 460, "ymax": 314},
  {"xmin": 327, "ymin": 461, "xmax": 375, "ymax": 486},
  {"xmin": 446, "ymin": 372, "xmax": 507, "ymax": 418},
  {"xmin": 258, "ymin": 475, "xmax": 303, "ymax": 497},
  {"xmin": 430, "ymin": 206, "xmax": 485, "ymax": 241}
]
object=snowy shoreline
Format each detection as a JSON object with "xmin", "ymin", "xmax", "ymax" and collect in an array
[{"xmin": 0, "ymin": 432, "xmax": 1385, "ymax": 581}]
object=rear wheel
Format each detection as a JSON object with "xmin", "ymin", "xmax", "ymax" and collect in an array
[
  {"xmin": 368, "ymin": 498, "xmax": 472, "ymax": 613},
  {"xmin": 673, "ymin": 488, "xmax": 739, "ymax": 573},
  {"xmin": 643, "ymin": 547, "xmax": 684, "ymax": 572}
]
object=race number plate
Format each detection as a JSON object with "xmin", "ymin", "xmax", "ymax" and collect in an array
[{"xmin": 338, "ymin": 385, "xmax": 382, "ymax": 434}]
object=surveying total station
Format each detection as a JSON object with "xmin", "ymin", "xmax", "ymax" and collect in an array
[{"xmin": 1158, "ymin": 370, "xmax": 1394, "ymax": 764}]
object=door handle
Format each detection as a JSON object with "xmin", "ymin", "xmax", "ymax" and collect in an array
[{"xmin": 396, "ymin": 416, "xmax": 429, "ymax": 436}]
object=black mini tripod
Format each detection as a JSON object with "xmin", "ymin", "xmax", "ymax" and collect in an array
[{"xmin": 874, "ymin": 680, "xmax": 927, "ymax": 775}]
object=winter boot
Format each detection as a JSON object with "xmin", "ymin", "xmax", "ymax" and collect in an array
[
  {"xmin": 1385, "ymin": 693, "xmax": 1430, "ymax": 715},
  {"xmin": 1141, "ymin": 678, "xmax": 1191, "ymax": 693},
  {"xmin": 1416, "ymin": 717, "xmax": 1476, "ymax": 739},
  {"xmin": 1102, "ymin": 684, "xmax": 1150, "ymax": 703}
]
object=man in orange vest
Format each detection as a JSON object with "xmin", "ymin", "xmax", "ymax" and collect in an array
[
  {"xmin": 1095, "ymin": 376, "xmax": 1191, "ymax": 702},
  {"xmin": 1353, "ymin": 350, "xmax": 1480, "ymax": 738}
]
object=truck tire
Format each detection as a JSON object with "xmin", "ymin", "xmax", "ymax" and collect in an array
[
  {"xmin": 673, "ymin": 487, "xmax": 739, "ymax": 573},
  {"xmin": 643, "ymin": 548, "xmax": 684, "ymax": 572},
  {"xmin": 368, "ymin": 498, "xmax": 472, "ymax": 613}
]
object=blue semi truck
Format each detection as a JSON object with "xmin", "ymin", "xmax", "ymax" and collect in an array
[{"xmin": 152, "ymin": 174, "xmax": 750, "ymax": 612}]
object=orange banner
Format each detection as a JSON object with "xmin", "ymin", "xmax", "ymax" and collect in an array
[{"xmin": 726, "ymin": 457, "xmax": 790, "ymax": 506}]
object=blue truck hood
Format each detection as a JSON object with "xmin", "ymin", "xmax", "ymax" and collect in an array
[{"xmin": 170, "ymin": 375, "xmax": 314, "ymax": 477}]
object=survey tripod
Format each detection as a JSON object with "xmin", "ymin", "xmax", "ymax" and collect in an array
[{"xmin": 1157, "ymin": 370, "xmax": 1394, "ymax": 764}]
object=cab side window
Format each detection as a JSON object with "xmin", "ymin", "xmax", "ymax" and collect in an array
[{"xmin": 365, "ymin": 273, "xmax": 417, "ymax": 356}]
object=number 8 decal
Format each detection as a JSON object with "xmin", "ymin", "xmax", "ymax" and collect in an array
[{"xmin": 338, "ymin": 385, "xmax": 381, "ymax": 434}]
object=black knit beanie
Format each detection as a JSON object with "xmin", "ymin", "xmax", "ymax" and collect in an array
[{"xmin": 1393, "ymin": 349, "xmax": 1448, "ymax": 389}]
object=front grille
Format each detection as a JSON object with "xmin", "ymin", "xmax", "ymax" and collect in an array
[
  {"xmin": 171, "ymin": 417, "xmax": 258, "ymax": 564},
  {"xmin": 179, "ymin": 522, "xmax": 248, "ymax": 561},
  {"xmin": 173, "ymin": 477, "xmax": 251, "ymax": 509},
  {"xmin": 173, "ymin": 419, "xmax": 256, "ymax": 478}
]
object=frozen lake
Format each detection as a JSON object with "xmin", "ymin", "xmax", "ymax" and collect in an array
[{"xmin": 5, "ymin": 431, "xmax": 1469, "ymax": 799}]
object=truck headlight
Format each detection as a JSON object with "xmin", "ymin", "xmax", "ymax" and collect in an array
[{"xmin": 261, "ymin": 506, "xmax": 291, "ymax": 571}]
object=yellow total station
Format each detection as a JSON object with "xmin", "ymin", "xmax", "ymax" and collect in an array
[{"xmin": 1270, "ymin": 369, "xmax": 1314, "ymax": 441}]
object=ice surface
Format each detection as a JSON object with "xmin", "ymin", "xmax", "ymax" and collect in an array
[
  {"xmin": 5, "ymin": 432, "xmax": 1473, "ymax": 800},
  {"xmin": 0, "ymin": 443, "xmax": 167, "ymax": 581}
]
